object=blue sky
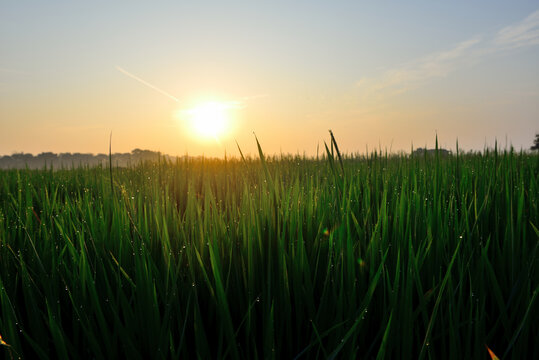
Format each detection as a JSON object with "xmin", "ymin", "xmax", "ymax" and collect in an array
[{"xmin": 1, "ymin": 1, "xmax": 538, "ymax": 156}]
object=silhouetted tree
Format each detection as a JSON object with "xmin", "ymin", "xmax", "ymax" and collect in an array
[
  {"xmin": 37, "ymin": 152, "xmax": 57, "ymax": 160},
  {"xmin": 532, "ymin": 134, "xmax": 539, "ymax": 151}
]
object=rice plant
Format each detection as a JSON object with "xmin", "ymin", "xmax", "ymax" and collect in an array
[{"xmin": 0, "ymin": 139, "xmax": 537, "ymax": 359}]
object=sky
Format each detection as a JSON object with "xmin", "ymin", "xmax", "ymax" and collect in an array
[{"xmin": 1, "ymin": 1, "xmax": 539, "ymax": 157}]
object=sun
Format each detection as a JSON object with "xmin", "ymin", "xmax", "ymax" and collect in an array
[{"xmin": 186, "ymin": 101, "xmax": 230, "ymax": 139}]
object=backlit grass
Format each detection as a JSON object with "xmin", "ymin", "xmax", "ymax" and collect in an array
[{"xmin": 0, "ymin": 140, "xmax": 537, "ymax": 359}]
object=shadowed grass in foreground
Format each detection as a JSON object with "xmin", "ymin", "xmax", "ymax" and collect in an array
[{"xmin": 0, "ymin": 142, "xmax": 537, "ymax": 359}]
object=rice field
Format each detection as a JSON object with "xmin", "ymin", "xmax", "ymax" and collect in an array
[{"xmin": 0, "ymin": 139, "xmax": 538, "ymax": 359}]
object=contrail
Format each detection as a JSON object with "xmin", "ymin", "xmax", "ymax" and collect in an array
[{"xmin": 116, "ymin": 66, "xmax": 180, "ymax": 102}]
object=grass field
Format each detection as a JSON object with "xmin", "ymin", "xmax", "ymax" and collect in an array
[{"xmin": 0, "ymin": 139, "xmax": 538, "ymax": 359}]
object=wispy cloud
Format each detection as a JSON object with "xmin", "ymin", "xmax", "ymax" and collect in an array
[
  {"xmin": 495, "ymin": 9, "xmax": 539, "ymax": 48},
  {"xmin": 357, "ymin": 9, "xmax": 539, "ymax": 98},
  {"xmin": 358, "ymin": 37, "xmax": 481, "ymax": 96},
  {"xmin": 116, "ymin": 66, "xmax": 180, "ymax": 102}
]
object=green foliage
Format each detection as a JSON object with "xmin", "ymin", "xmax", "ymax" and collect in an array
[{"xmin": 0, "ymin": 143, "xmax": 537, "ymax": 359}]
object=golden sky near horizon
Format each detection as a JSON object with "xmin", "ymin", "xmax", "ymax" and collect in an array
[{"xmin": 1, "ymin": 1, "xmax": 538, "ymax": 157}]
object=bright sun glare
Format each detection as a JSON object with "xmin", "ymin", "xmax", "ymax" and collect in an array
[{"xmin": 186, "ymin": 102, "xmax": 230, "ymax": 139}]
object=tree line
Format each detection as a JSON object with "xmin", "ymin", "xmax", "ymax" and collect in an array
[{"xmin": 0, "ymin": 149, "xmax": 172, "ymax": 169}]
